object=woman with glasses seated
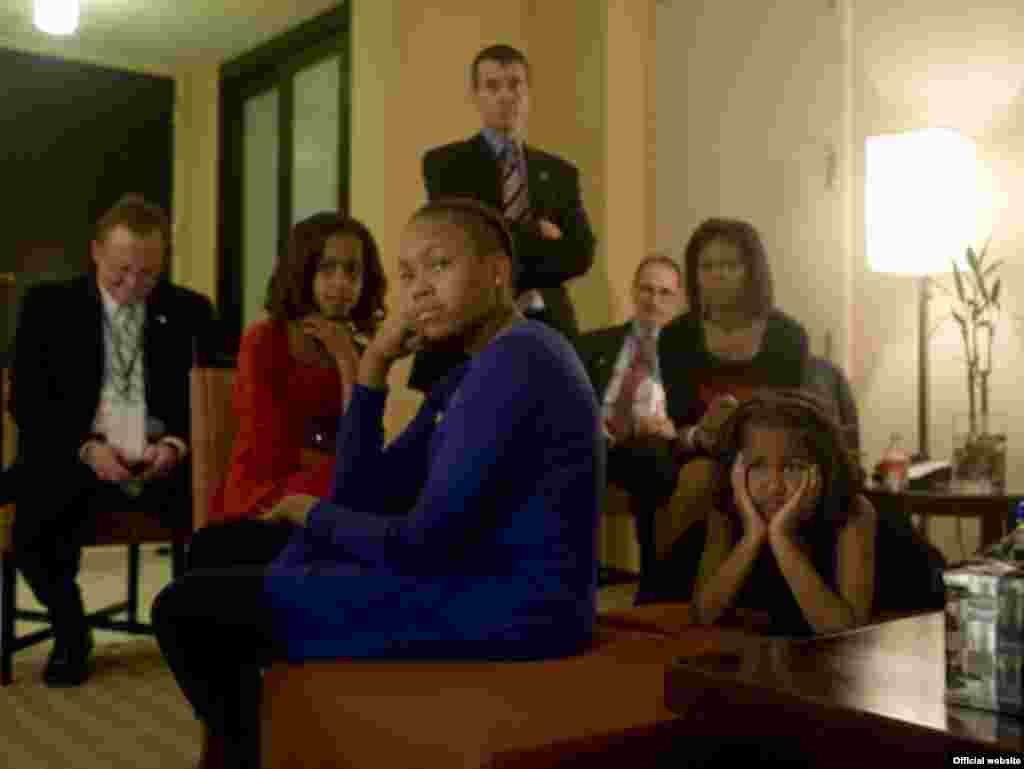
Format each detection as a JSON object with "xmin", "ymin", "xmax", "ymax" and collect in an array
[
  {"xmin": 639, "ymin": 389, "xmax": 877, "ymax": 637},
  {"xmin": 152, "ymin": 198, "xmax": 603, "ymax": 768}
]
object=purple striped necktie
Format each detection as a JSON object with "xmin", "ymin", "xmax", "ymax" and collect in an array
[{"xmin": 501, "ymin": 141, "xmax": 529, "ymax": 222}]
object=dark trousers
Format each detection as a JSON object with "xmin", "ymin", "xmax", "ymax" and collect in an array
[
  {"xmin": 11, "ymin": 459, "xmax": 190, "ymax": 650},
  {"xmin": 605, "ymin": 437, "xmax": 679, "ymax": 575},
  {"xmin": 153, "ymin": 519, "xmax": 295, "ymax": 769}
]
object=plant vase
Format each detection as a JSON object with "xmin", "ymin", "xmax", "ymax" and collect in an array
[{"xmin": 952, "ymin": 412, "xmax": 1007, "ymax": 494}]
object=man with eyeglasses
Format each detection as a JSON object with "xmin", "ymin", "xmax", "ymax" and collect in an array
[
  {"xmin": 575, "ymin": 255, "xmax": 695, "ymax": 578},
  {"xmin": 8, "ymin": 194, "xmax": 220, "ymax": 686}
]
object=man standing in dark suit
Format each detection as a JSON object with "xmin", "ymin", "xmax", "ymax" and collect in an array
[
  {"xmin": 409, "ymin": 43, "xmax": 596, "ymax": 393},
  {"xmin": 9, "ymin": 194, "xmax": 219, "ymax": 686}
]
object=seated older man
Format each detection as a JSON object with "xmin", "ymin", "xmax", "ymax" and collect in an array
[
  {"xmin": 9, "ymin": 195, "xmax": 220, "ymax": 686},
  {"xmin": 576, "ymin": 255, "xmax": 735, "ymax": 575}
]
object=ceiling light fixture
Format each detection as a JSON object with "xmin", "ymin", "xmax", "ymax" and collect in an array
[{"xmin": 34, "ymin": 0, "xmax": 80, "ymax": 36}]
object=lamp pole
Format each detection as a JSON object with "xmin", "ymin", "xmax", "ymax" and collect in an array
[{"xmin": 918, "ymin": 275, "xmax": 931, "ymax": 460}]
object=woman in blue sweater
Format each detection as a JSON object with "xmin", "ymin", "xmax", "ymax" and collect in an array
[{"xmin": 152, "ymin": 198, "xmax": 603, "ymax": 768}]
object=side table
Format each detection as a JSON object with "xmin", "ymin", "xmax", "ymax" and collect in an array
[{"xmin": 864, "ymin": 485, "xmax": 1023, "ymax": 553}]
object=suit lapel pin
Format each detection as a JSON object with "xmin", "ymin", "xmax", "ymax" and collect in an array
[{"xmin": 539, "ymin": 171, "xmax": 550, "ymax": 182}]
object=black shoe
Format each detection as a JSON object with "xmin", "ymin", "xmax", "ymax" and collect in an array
[{"xmin": 43, "ymin": 634, "xmax": 94, "ymax": 688}]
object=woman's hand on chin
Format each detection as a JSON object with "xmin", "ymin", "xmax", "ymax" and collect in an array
[
  {"xmin": 301, "ymin": 314, "xmax": 359, "ymax": 365},
  {"xmin": 359, "ymin": 309, "xmax": 423, "ymax": 388},
  {"xmin": 366, "ymin": 309, "xmax": 423, "ymax": 362},
  {"xmin": 731, "ymin": 454, "xmax": 768, "ymax": 540}
]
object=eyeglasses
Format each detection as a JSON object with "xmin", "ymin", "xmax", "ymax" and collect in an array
[
  {"xmin": 636, "ymin": 284, "xmax": 678, "ymax": 300},
  {"xmin": 747, "ymin": 461, "xmax": 813, "ymax": 487}
]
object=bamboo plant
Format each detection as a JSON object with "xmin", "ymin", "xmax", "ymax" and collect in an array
[{"xmin": 950, "ymin": 240, "xmax": 1001, "ymax": 436}]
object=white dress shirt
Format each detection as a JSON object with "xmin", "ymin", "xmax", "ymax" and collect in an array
[{"xmin": 601, "ymin": 320, "xmax": 667, "ymax": 437}]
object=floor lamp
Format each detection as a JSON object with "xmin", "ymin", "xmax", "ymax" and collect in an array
[{"xmin": 865, "ymin": 128, "xmax": 979, "ymax": 461}]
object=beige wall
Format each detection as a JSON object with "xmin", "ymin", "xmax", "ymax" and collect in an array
[
  {"xmin": 852, "ymin": 0, "xmax": 1024, "ymax": 558},
  {"xmin": 654, "ymin": 1, "xmax": 850, "ymax": 361},
  {"xmin": 171, "ymin": 60, "xmax": 220, "ymax": 299},
  {"xmin": 525, "ymin": 0, "xmax": 610, "ymax": 330},
  {"xmin": 654, "ymin": 0, "xmax": 1024, "ymax": 559},
  {"xmin": 598, "ymin": 0, "xmax": 655, "ymax": 329}
]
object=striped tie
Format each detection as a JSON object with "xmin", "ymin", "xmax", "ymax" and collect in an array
[
  {"xmin": 607, "ymin": 329, "xmax": 657, "ymax": 439},
  {"xmin": 112, "ymin": 303, "xmax": 144, "ymax": 404},
  {"xmin": 501, "ymin": 141, "xmax": 529, "ymax": 222}
]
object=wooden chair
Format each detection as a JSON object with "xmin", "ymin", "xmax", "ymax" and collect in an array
[
  {"xmin": 188, "ymin": 366, "xmax": 238, "ymax": 531},
  {"xmin": 0, "ymin": 369, "xmax": 190, "ymax": 685}
]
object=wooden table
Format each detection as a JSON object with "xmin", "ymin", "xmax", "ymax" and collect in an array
[
  {"xmin": 664, "ymin": 611, "xmax": 1024, "ymax": 765},
  {"xmin": 865, "ymin": 487, "xmax": 1024, "ymax": 551}
]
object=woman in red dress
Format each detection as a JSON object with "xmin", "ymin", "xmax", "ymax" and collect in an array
[{"xmin": 189, "ymin": 211, "xmax": 386, "ymax": 569}]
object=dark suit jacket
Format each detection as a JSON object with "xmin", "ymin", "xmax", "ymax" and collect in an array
[
  {"xmin": 9, "ymin": 274, "xmax": 219, "ymax": 474},
  {"xmin": 574, "ymin": 322, "xmax": 693, "ymax": 430},
  {"xmin": 409, "ymin": 133, "xmax": 596, "ymax": 393}
]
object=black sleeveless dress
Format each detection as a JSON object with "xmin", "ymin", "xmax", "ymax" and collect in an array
[{"xmin": 635, "ymin": 506, "xmax": 839, "ymax": 638}]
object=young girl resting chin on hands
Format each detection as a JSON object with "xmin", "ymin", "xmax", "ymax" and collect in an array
[{"xmin": 640, "ymin": 389, "xmax": 876, "ymax": 636}]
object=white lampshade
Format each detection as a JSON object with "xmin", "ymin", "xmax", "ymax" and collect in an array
[
  {"xmin": 34, "ymin": 0, "xmax": 79, "ymax": 36},
  {"xmin": 865, "ymin": 128, "xmax": 978, "ymax": 275}
]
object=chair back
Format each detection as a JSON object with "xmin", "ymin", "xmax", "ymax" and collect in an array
[
  {"xmin": 190, "ymin": 367, "xmax": 238, "ymax": 531},
  {"xmin": 1, "ymin": 370, "xmax": 14, "ymax": 551},
  {"xmin": 1, "ymin": 369, "xmax": 14, "ymax": 471}
]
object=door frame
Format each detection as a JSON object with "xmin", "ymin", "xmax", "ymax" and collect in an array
[{"xmin": 218, "ymin": 3, "xmax": 351, "ymax": 354}]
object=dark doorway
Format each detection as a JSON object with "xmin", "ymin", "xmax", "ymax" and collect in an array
[
  {"xmin": 218, "ymin": 4, "xmax": 351, "ymax": 355},
  {"xmin": 1, "ymin": 47, "xmax": 174, "ymax": 361}
]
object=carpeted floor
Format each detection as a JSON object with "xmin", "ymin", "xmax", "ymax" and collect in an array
[
  {"xmin": 2, "ymin": 546, "xmax": 638, "ymax": 769},
  {"xmin": 3, "ymin": 546, "xmax": 200, "ymax": 769},
  {"xmin": 3, "ymin": 638, "xmax": 200, "ymax": 769}
]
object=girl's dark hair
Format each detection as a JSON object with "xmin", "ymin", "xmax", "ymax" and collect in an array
[
  {"xmin": 682, "ymin": 217, "xmax": 774, "ymax": 318},
  {"xmin": 709, "ymin": 388, "xmax": 862, "ymax": 528},
  {"xmin": 412, "ymin": 197, "xmax": 520, "ymax": 288},
  {"xmin": 265, "ymin": 212, "xmax": 386, "ymax": 334}
]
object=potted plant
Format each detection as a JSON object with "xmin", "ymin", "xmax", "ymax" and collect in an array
[{"xmin": 947, "ymin": 241, "xmax": 1006, "ymax": 491}]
